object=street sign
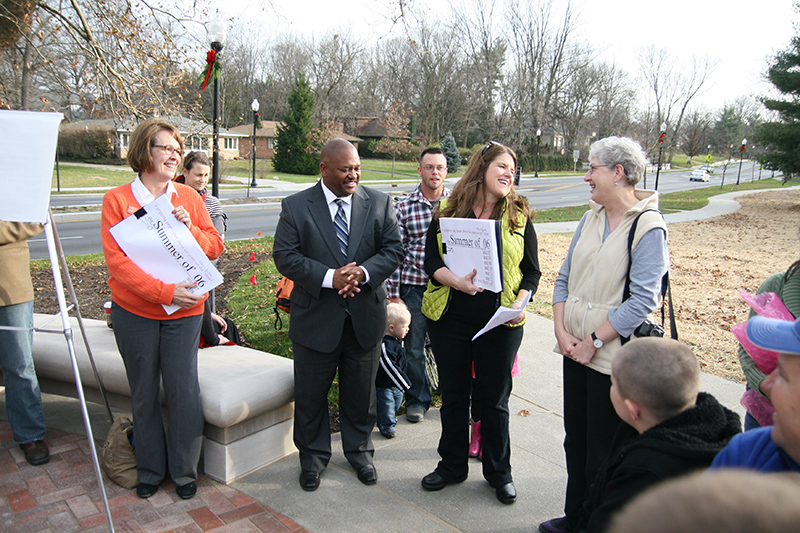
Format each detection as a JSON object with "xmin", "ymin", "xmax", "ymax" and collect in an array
[{"xmin": 573, "ymin": 150, "xmax": 580, "ymax": 162}]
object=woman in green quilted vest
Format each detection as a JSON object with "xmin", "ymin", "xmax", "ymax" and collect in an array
[{"xmin": 419, "ymin": 141, "xmax": 541, "ymax": 505}]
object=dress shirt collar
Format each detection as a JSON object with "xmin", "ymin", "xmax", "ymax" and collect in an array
[
  {"xmin": 320, "ymin": 181, "xmax": 353, "ymax": 206},
  {"xmin": 131, "ymin": 176, "xmax": 177, "ymax": 207}
]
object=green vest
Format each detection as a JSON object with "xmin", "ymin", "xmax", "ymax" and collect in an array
[{"xmin": 421, "ymin": 199, "xmax": 527, "ymax": 326}]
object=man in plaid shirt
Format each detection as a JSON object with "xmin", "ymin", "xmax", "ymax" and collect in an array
[{"xmin": 387, "ymin": 147, "xmax": 451, "ymax": 423}]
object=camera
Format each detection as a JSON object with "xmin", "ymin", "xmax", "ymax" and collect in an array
[{"xmin": 634, "ymin": 320, "xmax": 665, "ymax": 338}]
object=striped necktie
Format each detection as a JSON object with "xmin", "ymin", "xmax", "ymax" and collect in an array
[{"xmin": 333, "ymin": 198, "xmax": 348, "ymax": 262}]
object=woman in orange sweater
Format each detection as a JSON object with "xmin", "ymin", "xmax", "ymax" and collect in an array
[{"xmin": 101, "ymin": 118, "xmax": 223, "ymax": 500}]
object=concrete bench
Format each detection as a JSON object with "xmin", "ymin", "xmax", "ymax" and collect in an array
[{"xmin": 28, "ymin": 314, "xmax": 296, "ymax": 484}]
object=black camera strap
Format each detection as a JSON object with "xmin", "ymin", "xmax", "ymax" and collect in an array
[{"xmin": 621, "ymin": 209, "xmax": 678, "ymax": 344}]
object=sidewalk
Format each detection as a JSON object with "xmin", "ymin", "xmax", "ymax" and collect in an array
[
  {"xmin": 0, "ymin": 315, "xmax": 746, "ymax": 532},
  {"xmin": 1, "ymin": 188, "xmax": 774, "ymax": 531}
]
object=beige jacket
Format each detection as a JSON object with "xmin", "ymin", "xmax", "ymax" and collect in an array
[
  {"xmin": 0, "ymin": 221, "xmax": 44, "ymax": 306},
  {"xmin": 562, "ymin": 190, "xmax": 666, "ymax": 374}
]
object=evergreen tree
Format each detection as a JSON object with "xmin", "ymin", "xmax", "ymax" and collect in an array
[
  {"xmin": 756, "ymin": 33, "xmax": 800, "ymax": 175},
  {"xmin": 273, "ymin": 73, "xmax": 318, "ymax": 175},
  {"xmin": 441, "ymin": 132, "xmax": 460, "ymax": 172}
]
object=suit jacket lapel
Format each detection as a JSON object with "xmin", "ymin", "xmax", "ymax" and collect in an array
[
  {"xmin": 307, "ymin": 182, "xmax": 342, "ymax": 263},
  {"xmin": 347, "ymin": 186, "xmax": 371, "ymax": 262}
]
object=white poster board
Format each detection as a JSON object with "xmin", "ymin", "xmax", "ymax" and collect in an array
[
  {"xmin": 439, "ymin": 217, "xmax": 502, "ymax": 293},
  {"xmin": 0, "ymin": 110, "xmax": 63, "ymax": 223},
  {"xmin": 109, "ymin": 195, "xmax": 223, "ymax": 315}
]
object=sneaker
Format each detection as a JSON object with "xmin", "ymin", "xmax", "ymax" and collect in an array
[
  {"xmin": 380, "ymin": 429, "xmax": 396, "ymax": 439},
  {"xmin": 406, "ymin": 406, "xmax": 425, "ymax": 423},
  {"xmin": 539, "ymin": 517, "xmax": 572, "ymax": 533}
]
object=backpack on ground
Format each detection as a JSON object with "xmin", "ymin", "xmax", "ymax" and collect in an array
[{"xmin": 274, "ymin": 276, "xmax": 293, "ymax": 329}]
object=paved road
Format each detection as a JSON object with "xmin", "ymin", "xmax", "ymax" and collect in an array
[{"xmin": 31, "ymin": 161, "xmax": 775, "ymax": 260}]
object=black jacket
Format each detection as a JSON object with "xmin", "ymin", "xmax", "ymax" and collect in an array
[
  {"xmin": 376, "ymin": 334, "xmax": 411, "ymax": 391},
  {"xmin": 576, "ymin": 392, "xmax": 742, "ymax": 533}
]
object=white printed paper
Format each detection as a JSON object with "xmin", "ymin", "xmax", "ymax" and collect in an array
[
  {"xmin": 439, "ymin": 217, "xmax": 502, "ymax": 293},
  {"xmin": 109, "ymin": 195, "xmax": 222, "ymax": 315},
  {"xmin": 0, "ymin": 110, "xmax": 63, "ymax": 223},
  {"xmin": 472, "ymin": 291, "xmax": 532, "ymax": 340}
]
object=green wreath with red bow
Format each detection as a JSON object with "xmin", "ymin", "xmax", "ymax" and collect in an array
[{"xmin": 197, "ymin": 49, "xmax": 221, "ymax": 91}]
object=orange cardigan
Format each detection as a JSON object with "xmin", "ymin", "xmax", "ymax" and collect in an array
[{"xmin": 101, "ymin": 182, "xmax": 224, "ymax": 320}]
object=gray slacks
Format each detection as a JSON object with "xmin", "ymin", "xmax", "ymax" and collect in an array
[{"xmin": 111, "ymin": 304, "xmax": 204, "ymax": 486}]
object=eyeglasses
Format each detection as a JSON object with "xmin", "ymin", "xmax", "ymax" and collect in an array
[
  {"xmin": 152, "ymin": 144, "xmax": 184, "ymax": 157},
  {"xmin": 481, "ymin": 140, "xmax": 501, "ymax": 156},
  {"xmin": 588, "ymin": 164, "xmax": 608, "ymax": 175},
  {"xmin": 422, "ymin": 165, "xmax": 447, "ymax": 173}
]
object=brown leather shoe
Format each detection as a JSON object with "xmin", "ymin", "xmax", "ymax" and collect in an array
[{"xmin": 20, "ymin": 440, "xmax": 50, "ymax": 466}]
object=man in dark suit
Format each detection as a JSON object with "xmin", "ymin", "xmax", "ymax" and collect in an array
[{"xmin": 273, "ymin": 138, "xmax": 403, "ymax": 491}]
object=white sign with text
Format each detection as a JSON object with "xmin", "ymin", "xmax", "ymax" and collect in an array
[
  {"xmin": 109, "ymin": 195, "xmax": 222, "ymax": 315},
  {"xmin": 439, "ymin": 217, "xmax": 502, "ymax": 293}
]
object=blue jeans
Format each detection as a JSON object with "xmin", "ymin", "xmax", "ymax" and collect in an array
[
  {"xmin": 400, "ymin": 285, "xmax": 431, "ymax": 411},
  {"xmin": 0, "ymin": 301, "xmax": 46, "ymax": 444},
  {"xmin": 376, "ymin": 386, "xmax": 403, "ymax": 433}
]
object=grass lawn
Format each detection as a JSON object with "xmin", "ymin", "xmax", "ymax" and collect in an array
[
  {"xmin": 533, "ymin": 177, "xmax": 788, "ymax": 223},
  {"xmin": 51, "ymin": 158, "xmax": 436, "ymax": 189}
]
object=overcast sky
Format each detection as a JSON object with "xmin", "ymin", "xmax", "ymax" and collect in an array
[{"xmin": 225, "ymin": 0, "xmax": 797, "ymax": 110}]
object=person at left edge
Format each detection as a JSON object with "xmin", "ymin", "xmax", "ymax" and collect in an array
[
  {"xmin": 273, "ymin": 138, "xmax": 403, "ymax": 492},
  {"xmin": 101, "ymin": 118, "xmax": 223, "ymax": 500},
  {"xmin": 0, "ymin": 221, "xmax": 50, "ymax": 466}
]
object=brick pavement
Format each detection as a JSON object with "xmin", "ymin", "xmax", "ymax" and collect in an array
[{"xmin": 0, "ymin": 421, "xmax": 308, "ymax": 532}]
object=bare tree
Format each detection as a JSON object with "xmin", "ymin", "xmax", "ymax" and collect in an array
[
  {"xmin": 637, "ymin": 46, "xmax": 718, "ymax": 161},
  {"xmin": 0, "ymin": 0, "xmax": 212, "ymax": 118},
  {"xmin": 680, "ymin": 109, "xmax": 712, "ymax": 164},
  {"xmin": 451, "ymin": 0, "xmax": 506, "ymax": 145},
  {"xmin": 307, "ymin": 31, "xmax": 364, "ymax": 123},
  {"xmin": 503, "ymin": 0, "xmax": 581, "ymax": 149}
]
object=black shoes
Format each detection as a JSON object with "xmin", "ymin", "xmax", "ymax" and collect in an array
[
  {"xmin": 496, "ymin": 482, "xmax": 516, "ymax": 504},
  {"xmin": 421, "ymin": 471, "xmax": 467, "ymax": 491},
  {"xmin": 356, "ymin": 464, "xmax": 377, "ymax": 485},
  {"xmin": 299, "ymin": 470, "xmax": 321, "ymax": 492},
  {"xmin": 20, "ymin": 440, "xmax": 49, "ymax": 466},
  {"xmin": 176, "ymin": 481, "xmax": 197, "ymax": 500},
  {"xmin": 136, "ymin": 482, "xmax": 159, "ymax": 499},
  {"xmin": 539, "ymin": 517, "xmax": 572, "ymax": 533}
]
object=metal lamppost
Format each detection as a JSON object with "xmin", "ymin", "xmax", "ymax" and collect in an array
[
  {"xmin": 535, "ymin": 128, "xmax": 542, "ymax": 177},
  {"xmin": 736, "ymin": 138, "xmax": 747, "ymax": 185},
  {"xmin": 654, "ymin": 122, "xmax": 667, "ymax": 191},
  {"xmin": 207, "ymin": 11, "xmax": 227, "ymax": 199},
  {"xmin": 250, "ymin": 98, "xmax": 259, "ymax": 188}
]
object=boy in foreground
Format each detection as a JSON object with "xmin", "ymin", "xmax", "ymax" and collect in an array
[{"xmin": 574, "ymin": 337, "xmax": 741, "ymax": 532}]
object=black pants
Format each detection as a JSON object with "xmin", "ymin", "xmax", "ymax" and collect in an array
[
  {"xmin": 427, "ymin": 309, "xmax": 523, "ymax": 488},
  {"xmin": 292, "ymin": 317, "xmax": 380, "ymax": 473},
  {"xmin": 562, "ymin": 357, "xmax": 621, "ymax": 525}
]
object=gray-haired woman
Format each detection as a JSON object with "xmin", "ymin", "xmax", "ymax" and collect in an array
[{"xmin": 540, "ymin": 136, "xmax": 669, "ymax": 533}]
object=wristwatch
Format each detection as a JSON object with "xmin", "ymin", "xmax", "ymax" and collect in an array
[{"xmin": 591, "ymin": 332, "xmax": 604, "ymax": 349}]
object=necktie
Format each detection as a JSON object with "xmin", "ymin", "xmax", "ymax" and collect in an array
[{"xmin": 334, "ymin": 199, "xmax": 348, "ymax": 262}]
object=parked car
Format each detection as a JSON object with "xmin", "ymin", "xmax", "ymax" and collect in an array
[
  {"xmin": 699, "ymin": 164, "xmax": 714, "ymax": 174},
  {"xmin": 690, "ymin": 169, "xmax": 710, "ymax": 182}
]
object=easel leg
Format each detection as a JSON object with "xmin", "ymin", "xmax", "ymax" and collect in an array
[{"xmin": 44, "ymin": 212, "xmax": 114, "ymax": 531}]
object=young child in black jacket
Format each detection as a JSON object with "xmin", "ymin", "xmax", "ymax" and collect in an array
[
  {"xmin": 376, "ymin": 301, "xmax": 412, "ymax": 439},
  {"xmin": 575, "ymin": 337, "xmax": 741, "ymax": 533}
]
